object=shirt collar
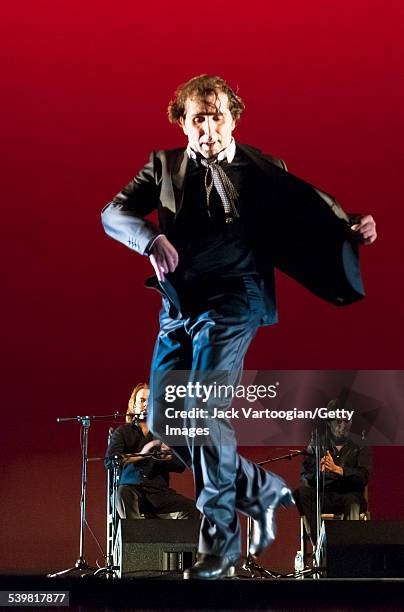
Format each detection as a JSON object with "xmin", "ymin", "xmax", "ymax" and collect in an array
[{"xmin": 186, "ymin": 138, "xmax": 236, "ymax": 164}]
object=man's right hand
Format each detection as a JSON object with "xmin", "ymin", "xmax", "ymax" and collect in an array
[
  {"xmin": 140, "ymin": 440, "xmax": 162, "ymax": 456},
  {"xmin": 121, "ymin": 440, "xmax": 162, "ymax": 465},
  {"xmin": 149, "ymin": 235, "xmax": 179, "ymax": 282}
]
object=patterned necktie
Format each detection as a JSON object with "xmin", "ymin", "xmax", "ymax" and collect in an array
[{"xmin": 200, "ymin": 157, "xmax": 240, "ymax": 224}]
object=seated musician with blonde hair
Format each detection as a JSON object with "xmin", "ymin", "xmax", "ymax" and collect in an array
[{"xmin": 106, "ymin": 382, "xmax": 198, "ymax": 519}]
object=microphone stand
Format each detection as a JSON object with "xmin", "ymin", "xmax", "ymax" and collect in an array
[
  {"xmin": 240, "ymin": 450, "xmax": 304, "ymax": 579},
  {"xmin": 312, "ymin": 423, "xmax": 327, "ymax": 575},
  {"xmin": 93, "ymin": 437, "xmax": 120, "ymax": 580},
  {"xmin": 47, "ymin": 413, "xmax": 123, "ymax": 578},
  {"xmin": 314, "ymin": 425, "xmax": 321, "ymax": 547}
]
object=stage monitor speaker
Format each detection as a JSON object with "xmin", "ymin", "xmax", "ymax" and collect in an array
[
  {"xmin": 114, "ymin": 519, "xmax": 200, "ymax": 577},
  {"xmin": 325, "ymin": 521, "xmax": 404, "ymax": 578}
]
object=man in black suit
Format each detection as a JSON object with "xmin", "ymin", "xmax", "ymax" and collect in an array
[{"xmin": 102, "ymin": 75, "xmax": 376, "ymax": 579}]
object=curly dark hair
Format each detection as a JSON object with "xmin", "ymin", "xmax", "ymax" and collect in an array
[{"xmin": 167, "ymin": 74, "xmax": 245, "ymax": 124}]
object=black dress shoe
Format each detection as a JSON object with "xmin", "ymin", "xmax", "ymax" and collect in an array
[
  {"xmin": 183, "ymin": 554, "xmax": 236, "ymax": 580},
  {"xmin": 249, "ymin": 487, "xmax": 295, "ymax": 556}
]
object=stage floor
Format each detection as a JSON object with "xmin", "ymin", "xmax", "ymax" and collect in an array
[{"xmin": 1, "ymin": 574, "xmax": 404, "ymax": 610}]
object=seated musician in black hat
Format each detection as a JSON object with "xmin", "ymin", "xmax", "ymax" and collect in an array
[{"xmin": 294, "ymin": 399, "xmax": 371, "ymax": 543}]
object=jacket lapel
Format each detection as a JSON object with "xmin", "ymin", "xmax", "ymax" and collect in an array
[{"xmin": 158, "ymin": 148, "xmax": 188, "ymax": 215}]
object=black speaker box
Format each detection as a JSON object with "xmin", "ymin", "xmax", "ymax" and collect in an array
[
  {"xmin": 325, "ymin": 521, "xmax": 404, "ymax": 577},
  {"xmin": 114, "ymin": 519, "xmax": 200, "ymax": 577}
]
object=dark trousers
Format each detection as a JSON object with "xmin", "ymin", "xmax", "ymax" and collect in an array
[
  {"xmin": 294, "ymin": 485, "xmax": 365, "ymax": 543},
  {"xmin": 117, "ymin": 484, "xmax": 198, "ymax": 520},
  {"xmin": 149, "ymin": 277, "xmax": 289, "ymax": 560}
]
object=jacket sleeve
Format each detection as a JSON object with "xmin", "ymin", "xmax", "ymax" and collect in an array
[
  {"xmin": 343, "ymin": 446, "xmax": 372, "ymax": 487},
  {"xmin": 300, "ymin": 445, "xmax": 316, "ymax": 486},
  {"xmin": 101, "ymin": 151, "xmax": 162, "ymax": 255},
  {"xmin": 161, "ymin": 454, "xmax": 187, "ymax": 474}
]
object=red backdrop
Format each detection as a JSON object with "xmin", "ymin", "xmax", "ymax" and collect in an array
[{"xmin": 1, "ymin": 0, "xmax": 403, "ymax": 574}]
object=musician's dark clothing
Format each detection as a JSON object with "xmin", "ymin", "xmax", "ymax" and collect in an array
[
  {"xmin": 105, "ymin": 421, "xmax": 197, "ymax": 519},
  {"xmin": 294, "ymin": 436, "xmax": 371, "ymax": 541},
  {"xmin": 102, "ymin": 142, "xmax": 365, "ymax": 559}
]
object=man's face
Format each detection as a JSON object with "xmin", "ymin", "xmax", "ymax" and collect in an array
[
  {"xmin": 180, "ymin": 91, "xmax": 236, "ymax": 158},
  {"xmin": 330, "ymin": 419, "xmax": 352, "ymax": 440},
  {"xmin": 134, "ymin": 388, "xmax": 149, "ymax": 416},
  {"xmin": 127, "ymin": 387, "xmax": 150, "ymax": 422}
]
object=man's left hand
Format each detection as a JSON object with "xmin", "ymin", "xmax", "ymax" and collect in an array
[{"xmin": 351, "ymin": 214, "xmax": 377, "ymax": 245}]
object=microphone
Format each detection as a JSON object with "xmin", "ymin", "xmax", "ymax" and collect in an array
[{"xmin": 126, "ymin": 410, "xmax": 147, "ymax": 423}]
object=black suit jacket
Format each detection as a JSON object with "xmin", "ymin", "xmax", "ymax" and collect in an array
[{"xmin": 102, "ymin": 143, "xmax": 365, "ymax": 325}]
